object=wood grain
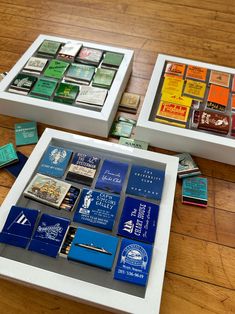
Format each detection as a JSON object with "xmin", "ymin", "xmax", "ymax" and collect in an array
[
  {"xmin": 0, "ymin": 0, "xmax": 235, "ymax": 313},
  {"xmin": 0, "ymin": 277, "xmax": 113, "ymax": 314},
  {"xmin": 166, "ymin": 233, "xmax": 235, "ymax": 289},
  {"xmin": 172, "ymin": 199, "xmax": 235, "ymax": 248},
  {"xmin": 161, "ymin": 272, "xmax": 235, "ymax": 314}
]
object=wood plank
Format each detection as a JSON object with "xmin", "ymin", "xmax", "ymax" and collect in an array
[
  {"xmin": 157, "ymin": 0, "xmax": 235, "ymax": 13},
  {"xmin": 214, "ymin": 179, "xmax": 235, "ymax": 213},
  {"xmin": 132, "ymin": 61, "xmax": 154, "ymax": 80},
  {"xmin": 193, "ymin": 157, "xmax": 235, "ymax": 182},
  {"xmin": 0, "ymin": 277, "xmax": 112, "ymax": 314},
  {"xmin": 135, "ymin": 50, "xmax": 157, "ymax": 65},
  {"xmin": 0, "ymin": 125, "xmax": 15, "ymax": 145},
  {"xmin": 161, "ymin": 272, "xmax": 235, "ymax": 314},
  {"xmin": 0, "ymin": 13, "xmax": 145, "ymax": 50},
  {"xmin": 171, "ymin": 179, "xmax": 235, "ymax": 246},
  {"xmin": 2, "ymin": 0, "xmax": 235, "ymax": 61},
  {"xmin": 4, "ymin": 0, "xmax": 235, "ymax": 25},
  {"xmin": 166, "ymin": 233, "xmax": 235, "ymax": 289},
  {"xmin": 0, "ymin": 51, "xmax": 21, "ymax": 68},
  {"xmin": 0, "ymin": 170, "xmax": 15, "ymax": 188},
  {"xmin": 172, "ymin": 198, "xmax": 235, "ymax": 248},
  {"xmin": 3, "ymin": 0, "xmax": 235, "ymax": 24},
  {"xmin": 125, "ymin": 1, "xmax": 235, "ymax": 30},
  {"xmin": 0, "ymin": 186, "xmax": 10, "ymax": 204},
  {"xmin": 1, "ymin": 1, "xmax": 235, "ymax": 57},
  {"xmin": 143, "ymin": 40, "xmax": 235, "ymax": 68},
  {"xmin": 0, "ymin": 36, "xmax": 30, "ymax": 54}
]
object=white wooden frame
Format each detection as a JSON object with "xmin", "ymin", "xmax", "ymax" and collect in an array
[
  {"xmin": 0, "ymin": 128, "xmax": 178, "ymax": 314},
  {"xmin": 0, "ymin": 35, "xmax": 134, "ymax": 137},
  {"xmin": 136, "ymin": 54, "xmax": 235, "ymax": 165}
]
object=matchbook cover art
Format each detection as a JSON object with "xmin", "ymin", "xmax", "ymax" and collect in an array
[
  {"xmin": 24, "ymin": 173, "xmax": 71, "ymax": 208},
  {"xmin": 153, "ymin": 59, "xmax": 235, "ymax": 139}
]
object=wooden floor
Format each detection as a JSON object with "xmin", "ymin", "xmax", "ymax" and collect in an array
[{"xmin": 0, "ymin": 0, "xmax": 235, "ymax": 313}]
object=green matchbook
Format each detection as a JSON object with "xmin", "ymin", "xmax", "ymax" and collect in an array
[
  {"xmin": 44, "ymin": 59, "xmax": 69, "ymax": 79},
  {"xmin": 54, "ymin": 82, "xmax": 79, "ymax": 104},
  {"xmin": 30, "ymin": 78, "xmax": 57, "ymax": 99},
  {"xmin": 8, "ymin": 74, "xmax": 37, "ymax": 95},
  {"xmin": 92, "ymin": 68, "xmax": 115, "ymax": 89},
  {"xmin": 0, "ymin": 143, "xmax": 18, "ymax": 168},
  {"xmin": 65, "ymin": 63, "xmax": 95, "ymax": 84},
  {"xmin": 110, "ymin": 121, "xmax": 133, "ymax": 138},
  {"xmin": 102, "ymin": 52, "xmax": 124, "ymax": 68},
  {"xmin": 15, "ymin": 121, "xmax": 38, "ymax": 146},
  {"xmin": 37, "ymin": 40, "xmax": 61, "ymax": 57}
]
